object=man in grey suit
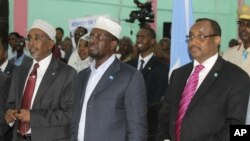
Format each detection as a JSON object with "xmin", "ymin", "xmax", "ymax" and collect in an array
[
  {"xmin": 70, "ymin": 16, "xmax": 147, "ymax": 141},
  {"xmin": 4, "ymin": 19, "xmax": 77, "ymax": 141},
  {"xmin": 157, "ymin": 18, "xmax": 250, "ymax": 141}
]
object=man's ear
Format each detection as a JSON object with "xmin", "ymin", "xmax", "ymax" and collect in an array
[
  {"xmin": 48, "ymin": 40, "xmax": 55, "ymax": 50},
  {"xmin": 214, "ymin": 36, "xmax": 221, "ymax": 47},
  {"xmin": 110, "ymin": 40, "xmax": 118, "ymax": 51},
  {"xmin": 151, "ymin": 38, "xmax": 156, "ymax": 47}
]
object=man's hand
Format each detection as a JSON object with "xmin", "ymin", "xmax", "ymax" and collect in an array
[
  {"xmin": 4, "ymin": 109, "xmax": 18, "ymax": 123},
  {"xmin": 15, "ymin": 109, "xmax": 30, "ymax": 123}
]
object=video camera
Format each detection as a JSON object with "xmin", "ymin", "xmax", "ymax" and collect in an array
[{"xmin": 125, "ymin": 0, "xmax": 154, "ymax": 27}]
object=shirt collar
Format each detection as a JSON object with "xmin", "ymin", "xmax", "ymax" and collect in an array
[
  {"xmin": 0, "ymin": 59, "xmax": 8, "ymax": 72},
  {"xmin": 33, "ymin": 53, "xmax": 52, "ymax": 72},
  {"xmin": 139, "ymin": 53, "xmax": 154, "ymax": 64},
  {"xmin": 194, "ymin": 53, "xmax": 218, "ymax": 71},
  {"xmin": 90, "ymin": 54, "xmax": 116, "ymax": 72}
]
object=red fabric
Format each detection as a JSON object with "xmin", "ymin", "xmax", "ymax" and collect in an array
[
  {"xmin": 18, "ymin": 63, "xmax": 39, "ymax": 136},
  {"xmin": 52, "ymin": 45, "xmax": 62, "ymax": 60}
]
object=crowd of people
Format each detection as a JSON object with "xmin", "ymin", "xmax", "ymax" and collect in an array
[{"xmin": 0, "ymin": 4, "xmax": 250, "ymax": 141}]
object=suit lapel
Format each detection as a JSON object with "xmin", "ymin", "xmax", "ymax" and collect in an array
[
  {"xmin": 32, "ymin": 57, "xmax": 58, "ymax": 106},
  {"xmin": 79, "ymin": 69, "xmax": 91, "ymax": 105},
  {"xmin": 141, "ymin": 56, "xmax": 155, "ymax": 76},
  {"xmin": 18, "ymin": 62, "xmax": 32, "ymax": 107},
  {"xmin": 187, "ymin": 57, "xmax": 223, "ymax": 111},
  {"xmin": 91, "ymin": 58, "xmax": 120, "ymax": 97},
  {"xmin": 173, "ymin": 64, "xmax": 193, "ymax": 117}
]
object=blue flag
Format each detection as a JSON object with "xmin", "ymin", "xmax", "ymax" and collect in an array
[{"xmin": 169, "ymin": 0, "xmax": 194, "ymax": 78}]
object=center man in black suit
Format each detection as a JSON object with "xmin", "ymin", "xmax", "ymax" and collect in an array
[
  {"xmin": 70, "ymin": 16, "xmax": 147, "ymax": 141},
  {"xmin": 127, "ymin": 26, "xmax": 169, "ymax": 141},
  {"xmin": 157, "ymin": 18, "xmax": 250, "ymax": 141},
  {"xmin": 4, "ymin": 19, "xmax": 77, "ymax": 141}
]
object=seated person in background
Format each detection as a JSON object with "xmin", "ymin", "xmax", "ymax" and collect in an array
[{"xmin": 68, "ymin": 35, "xmax": 92, "ymax": 72}]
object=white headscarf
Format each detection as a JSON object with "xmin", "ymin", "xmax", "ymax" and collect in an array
[{"xmin": 68, "ymin": 34, "xmax": 92, "ymax": 72}]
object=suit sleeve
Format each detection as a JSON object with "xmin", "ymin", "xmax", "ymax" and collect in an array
[
  {"xmin": 156, "ymin": 69, "xmax": 176, "ymax": 141},
  {"xmin": 0, "ymin": 75, "xmax": 11, "ymax": 135},
  {"xmin": 125, "ymin": 70, "xmax": 147, "ymax": 141},
  {"xmin": 150, "ymin": 65, "xmax": 169, "ymax": 105}
]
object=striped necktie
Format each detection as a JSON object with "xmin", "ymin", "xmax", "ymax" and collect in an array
[{"xmin": 175, "ymin": 64, "xmax": 204, "ymax": 141}]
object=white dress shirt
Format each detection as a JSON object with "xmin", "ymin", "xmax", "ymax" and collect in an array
[
  {"xmin": 191, "ymin": 53, "xmax": 218, "ymax": 92},
  {"xmin": 0, "ymin": 59, "xmax": 8, "ymax": 72},
  {"xmin": 137, "ymin": 53, "xmax": 154, "ymax": 70},
  {"xmin": 77, "ymin": 55, "xmax": 116, "ymax": 141}
]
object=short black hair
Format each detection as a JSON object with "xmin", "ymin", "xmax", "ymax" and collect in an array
[
  {"xmin": 56, "ymin": 27, "xmax": 64, "ymax": 36},
  {"xmin": 76, "ymin": 26, "xmax": 88, "ymax": 34},
  {"xmin": 196, "ymin": 18, "xmax": 221, "ymax": 36},
  {"xmin": 140, "ymin": 26, "xmax": 156, "ymax": 39},
  {"xmin": 8, "ymin": 32, "xmax": 20, "ymax": 38},
  {"xmin": 0, "ymin": 37, "xmax": 9, "ymax": 51}
]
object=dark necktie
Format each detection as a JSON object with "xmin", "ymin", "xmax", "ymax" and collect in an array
[
  {"xmin": 139, "ymin": 59, "xmax": 144, "ymax": 71},
  {"xmin": 175, "ymin": 65, "xmax": 204, "ymax": 141},
  {"xmin": 18, "ymin": 63, "xmax": 39, "ymax": 136}
]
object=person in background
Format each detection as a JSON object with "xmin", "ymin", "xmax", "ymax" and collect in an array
[
  {"xmin": 228, "ymin": 38, "xmax": 239, "ymax": 48},
  {"xmin": 157, "ymin": 18, "xmax": 250, "ymax": 141},
  {"xmin": 9, "ymin": 35, "xmax": 32, "ymax": 66},
  {"xmin": 56, "ymin": 27, "xmax": 64, "ymax": 47},
  {"xmin": 0, "ymin": 37, "xmax": 12, "ymax": 141},
  {"xmin": 223, "ymin": 5, "xmax": 250, "ymax": 126},
  {"xmin": 8, "ymin": 32, "xmax": 20, "ymax": 59},
  {"xmin": 68, "ymin": 35, "xmax": 91, "ymax": 72},
  {"xmin": 223, "ymin": 5, "xmax": 250, "ymax": 76},
  {"xmin": 70, "ymin": 16, "xmax": 147, "ymax": 141},
  {"xmin": 155, "ymin": 37, "xmax": 171, "ymax": 64},
  {"xmin": 118, "ymin": 36, "xmax": 133, "ymax": 62},
  {"xmin": 61, "ymin": 37, "xmax": 73, "ymax": 63},
  {"xmin": 127, "ymin": 26, "xmax": 169, "ymax": 141},
  {"xmin": 0, "ymin": 71, "xmax": 11, "ymax": 140},
  {"xmin": 4, "ymin": 19, "xmax": 77, "ymax": 141},
  {"xmin": 74, "ymin": 26, "xmax": 88, "ymax": 48},
  {"xmin": 0, "ymin": 37, "xmax": 15, "ymax": 76}
]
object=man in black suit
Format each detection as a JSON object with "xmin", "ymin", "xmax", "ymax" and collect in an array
[
  {"xmin": 0, "ymin": 37, "xmax": 15, "ymax": 76},
  {"xmin": 127, "ymin": 26, "xmax": 169, "ymax": 141},
  {"xmin": 70, "ymin": 16, "xmax": 147, "ymax": 141},
  {"xmin": 157, "ymin": 18, "xmax": 250, "ymax": 141},
  {"xmin": 0, "ymin": 71, "xmax": 10, "ymax": 140},
  {"xmin": 4, "ymin": 19, "xmax": 77, "ymax": 141}
]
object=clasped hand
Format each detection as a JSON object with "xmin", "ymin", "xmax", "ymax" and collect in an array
[{"xmin": 4, "ymin": 109, "xmax": 30, "ymax": 123}]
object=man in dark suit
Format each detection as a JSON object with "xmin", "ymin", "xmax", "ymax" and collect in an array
[
  {"xmin": 9, "ymin": 35, "xmax": 32, "ymax": 66},
  {"xmin": 0, "ymin": 71, "xmax": 10, "ymax": 140},
  {"xmin": 0, "ymin": 37, "xmax": 15, "ymax": 76},
  {"xmin": 70, "ymin": 16, "xmax": 147, "ymax": 141},
  {"xmin": 127, "ymin": 27, "xmax": 169, "ymax": 141},
  {"xmin": 4, "ymin": 19, "xmax": 77, "ymax": 141},
  {"xmin": 157, "ymin": 18, "xmax": 250, "ymax": 141}
]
